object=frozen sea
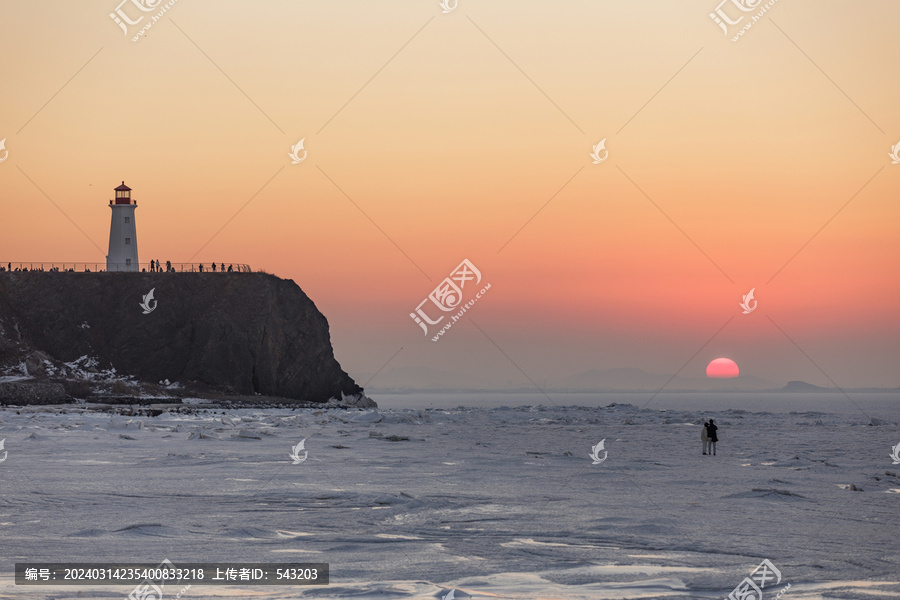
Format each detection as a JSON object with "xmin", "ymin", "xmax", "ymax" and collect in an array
[{"xmin": 1, "ymin": 393, "xmax": 898, "ymax": 600}]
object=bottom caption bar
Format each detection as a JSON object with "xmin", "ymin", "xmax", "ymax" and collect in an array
[{"xmin": 15, "ymin": 562, "xmax": 329, "ymax": 585}]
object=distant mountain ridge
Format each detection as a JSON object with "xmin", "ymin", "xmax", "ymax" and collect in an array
[
  {"xmin": 361, "ymin": 366, "xmax": 897, "ymax": 393},
  {"xmin": 562, "ymin": 367, "xmax": 780, "ymax": 392}
]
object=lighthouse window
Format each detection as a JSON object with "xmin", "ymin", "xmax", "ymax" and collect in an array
[
  {"xmin": 125, "ymin": 238, "xmax": 131, "ymax": 245},
  {"xmin": 124, "ymin": 217, "xmax": 130, "ymax": 224}
]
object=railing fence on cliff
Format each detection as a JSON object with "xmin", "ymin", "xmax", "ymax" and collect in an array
[{"xmin": 0, "ymin": 262, "xmax": 252, "ymax": 273}]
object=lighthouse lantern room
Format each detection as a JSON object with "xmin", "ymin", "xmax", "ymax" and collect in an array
[{"xmin": 106, "ymin": 181, "xmax": 139, "ymax": 272}]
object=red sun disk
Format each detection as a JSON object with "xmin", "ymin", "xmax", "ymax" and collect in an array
[{"xmin": 707, "ymin": 358, "xmax": 739, "ymax": 378}]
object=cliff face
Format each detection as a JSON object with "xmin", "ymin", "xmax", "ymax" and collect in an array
[{"xmin": 0, "ymin": 272, "xmax": 363, "ymax": 403}]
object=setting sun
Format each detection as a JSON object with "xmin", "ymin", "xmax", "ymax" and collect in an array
[{"xmin": 707, "ymin": 357, "xmax": 739, "ymax": 379}]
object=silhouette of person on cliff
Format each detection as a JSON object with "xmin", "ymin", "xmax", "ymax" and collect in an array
[
  {"xmin": 166, "ymin": 260, "xmax": 172, "ymax": 272},
  {"xmin": 227, "ymin": 264, "xmax": 233, "ymax": 272},
  {"xmin": 199, "ymin": 264, "xmax": 204, "ymax": 273}
]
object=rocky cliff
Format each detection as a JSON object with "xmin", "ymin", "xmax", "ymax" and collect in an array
[{"xmin": 0, "ymin": 271, "xmax": 364, "ymax": 404}]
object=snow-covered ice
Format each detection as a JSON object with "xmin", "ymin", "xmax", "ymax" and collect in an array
[{"xmin": 0, "ymin": 397, "xmax": 898, "ymax": 599}]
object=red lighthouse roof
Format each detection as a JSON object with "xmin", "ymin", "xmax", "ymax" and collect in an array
[{"xmin": 112, "ymin": 181, "xmax": 134, "ymax": 205}]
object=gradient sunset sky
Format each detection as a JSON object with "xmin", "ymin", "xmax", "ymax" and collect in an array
[{"xmin": 1, "ymin": 1, "xmax": 898, "ymax": 390}]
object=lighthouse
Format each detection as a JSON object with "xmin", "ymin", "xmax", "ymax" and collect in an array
[{"xmin": 106, "ymin": 181, "xmax": 139, "ymax": 272}]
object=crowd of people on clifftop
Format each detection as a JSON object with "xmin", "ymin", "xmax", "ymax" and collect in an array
[
  {"xmin": 0, "ymin": 263, "xmax": 66, "ymax": 272},
  {"xmin": 145, "ymin": 260, "xmax": 236, "ymax": 273},
  {"xmin": 1, "ymin": 261, "xmax": 243, "ymax": 273}
]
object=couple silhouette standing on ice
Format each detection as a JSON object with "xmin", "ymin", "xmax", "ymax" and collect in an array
[{"xmin": 701, "ymin": 419, "xmax": 718, "ymax": 455}]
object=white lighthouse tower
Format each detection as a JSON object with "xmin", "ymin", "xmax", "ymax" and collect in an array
[{"xmin": 106, "ymin": 181, "xmax": 139, "ymax": 272}]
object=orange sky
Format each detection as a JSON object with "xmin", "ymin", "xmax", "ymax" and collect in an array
[{"xmin": 1, "ymin": 1, "xmax": 898, "ymax": 389}]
